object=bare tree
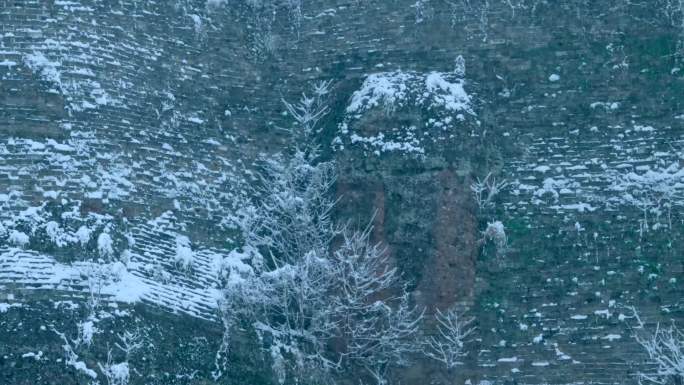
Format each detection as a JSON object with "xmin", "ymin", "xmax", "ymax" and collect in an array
[
  {"xmin": 81, "ymin": 264, "xmax": 107, "ymax": 318},
  {"xmin": 628, "ymin": 307, "xmax": 684, "ymax": 384},
  {"xmin": 423, "ymin": 306, "xmax": 475, "ymax": 370},
  {"xmin": 223, "ymin": 224, "xmax": 423, "ymax": 385},
  {"xmin": 52, "ymin": 302, "xmax": 144, "ymax": 384},
  {"xmin": 237, "ymin": 149, "xmax": 337, "ymax": 268},
  {"xmin": 610, "ymin": 164, "xmax": 684, "ymax": 237},
  {"xmin": 448, "ymin": 0, "xmax": 491, "ymax": 41},
  {"xmin": 470, "ymin": 172, "xmax": 508, "ymax": 209},
  {"xmin": 238, "ymin": 81, "xmax": 334, "ymax": 269},
  {"xmin": 281, "ymin": 80, "xmax": 331, "ymax": 140},
  {"xmin": 115, "ymin": 329, "xmax": 145, "ymax": 361},
  {"xmin": 221, "ymin": 84, "xmax": 424, "ymax": 385},
  {"xmin": 331, "ymin": 227, "xmax": 425, "ymax": 384},
  {"xmin": 98, "ymin": 350, "xmax": 131, "ymax": 385},
  {"xmin": 98, "ymin": 327, "xmax": 145, "ymax": 385},
  {"xmin": 637, "ymin": 324, "xmax": 684, "ymax": 384}
]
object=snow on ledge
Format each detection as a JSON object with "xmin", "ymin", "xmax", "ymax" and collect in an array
[
  {"xmin": 0, "ymin": 247, "xmax": 228, "ymax": 321},
  {"xmin": 335, "ymin": 62, "xmax": 476, "ymax": 156},
  {"xmin": 346, "ymin": 70, "xmax": 473, "ymax": 116},
  {"xmin": 346, "ymin": 71, "xmax": 412, "ymax": 114}
]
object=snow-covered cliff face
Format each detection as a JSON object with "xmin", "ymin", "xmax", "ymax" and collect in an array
[
  {"xmin": 1, "ymin": 0, "xmax": 684, "ymax": 384},
  {"xmin": 0, "ymin": 3, "xmax": 247, "ymax": 332}
]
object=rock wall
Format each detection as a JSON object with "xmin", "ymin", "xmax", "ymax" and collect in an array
[{"xmin": 1, "ymin": 0, "xmax": 683, "ymax": 384}]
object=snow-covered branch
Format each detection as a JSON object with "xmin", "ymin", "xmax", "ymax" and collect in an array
[{"xmin": 481, "ymin": 220, "xmax": 507, "ymax": 256}]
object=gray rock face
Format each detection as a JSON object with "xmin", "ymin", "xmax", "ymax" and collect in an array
[{"xmin": 1, "ymin": 0, "xmax": 683, "ymax": 384}]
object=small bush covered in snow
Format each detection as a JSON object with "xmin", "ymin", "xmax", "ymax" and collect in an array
[
  {"xmin": 8, "ymin": 230, "xmax": 29, "ymax": 247},
  {"xmin": 174, "ymin": 235, "xmax": 194, "ymax": 270},
  {"xmin": 97, "ymin": 232, "xmax": 114, "ymax": 259},
  {"xmin": 483, "ymin": 221, "xmax": 507, "ymax": 255}
]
